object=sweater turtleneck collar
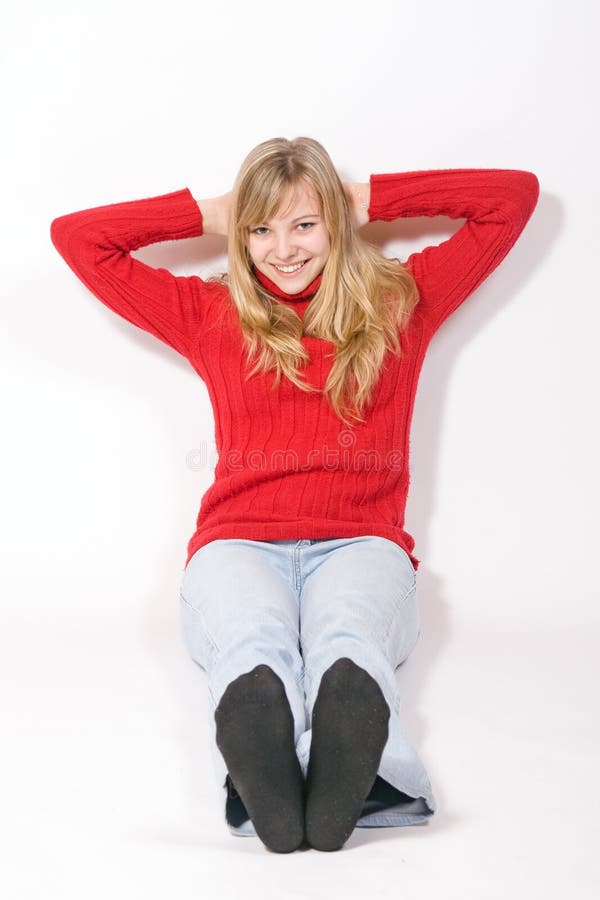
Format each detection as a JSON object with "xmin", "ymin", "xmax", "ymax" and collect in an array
[{"xmin": 253, "ymin": 265, "xmax": 322, "ymax": 301}]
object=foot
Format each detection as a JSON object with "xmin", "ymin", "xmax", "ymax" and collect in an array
[
  {"xmin": 215, "ymin": 665, "xmax": 305, "ymax": 853},
  {"xmin": 305, "ymin": 658, "xmax": 390, "ymax": 851}
]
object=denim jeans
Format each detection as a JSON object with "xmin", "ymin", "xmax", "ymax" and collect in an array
[{"xmin": 179, "ymin": 536, "xmax": 436, "ymax": 836}]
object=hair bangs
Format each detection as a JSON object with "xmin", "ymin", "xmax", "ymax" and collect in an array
[{"xmin": 237, "ymin": 171, "xmax": 317, "ymax": 234}]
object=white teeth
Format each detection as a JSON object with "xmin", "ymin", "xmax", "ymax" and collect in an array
[{"xmin": 273, "ymin": 261, "xmax": 306, "ymax": 273}]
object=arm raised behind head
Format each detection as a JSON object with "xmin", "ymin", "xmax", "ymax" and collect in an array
[
  {"xmin": 366, "ymin": 168, "xmax": 540, "ymax": 337},
  {"xmin": 50, "ymin": 187, "xmax": 225, "ymax": 360}
]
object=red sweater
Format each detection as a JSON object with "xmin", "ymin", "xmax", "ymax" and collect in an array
[{"xmin": 50, "ymin": 169, "xmax": 539, "ymax": 571}]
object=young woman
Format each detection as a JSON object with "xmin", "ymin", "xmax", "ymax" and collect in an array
[{"xmin": 50, "ymin": 137, "xmax": 539, "ymax": 854}]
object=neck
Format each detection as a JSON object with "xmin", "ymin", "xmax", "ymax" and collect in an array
[{"xmin": 252, "ymin": 265, "xmax": 322, "ymax": 301}]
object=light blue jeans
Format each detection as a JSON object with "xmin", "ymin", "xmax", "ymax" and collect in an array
[{"xmin": 179, "ymin": 536, "xmax": 436, "ymax": 836}]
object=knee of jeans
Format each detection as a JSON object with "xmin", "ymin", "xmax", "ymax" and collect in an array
[{"xmin": 224, "ymin": 609, "xmax": 296, "ymax": 647}]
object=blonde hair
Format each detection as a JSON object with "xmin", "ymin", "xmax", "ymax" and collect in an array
[{"xmin": 207, "ymin": 136, "xmax": 419, "ymax": 426}]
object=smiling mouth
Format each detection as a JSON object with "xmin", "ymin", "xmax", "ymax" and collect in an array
[{"xmin": 271, "ymin": 260, "xmax": 309, "ymax": 274}]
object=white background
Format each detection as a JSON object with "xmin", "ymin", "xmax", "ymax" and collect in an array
[{"xmin": 2, "ymin": 0, "xmax": 599, "ymax": 896}]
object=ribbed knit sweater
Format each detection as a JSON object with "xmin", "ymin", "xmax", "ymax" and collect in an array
[{"xmin": 50, "ymin": 169, "xmax": 539, "ymax": 571}]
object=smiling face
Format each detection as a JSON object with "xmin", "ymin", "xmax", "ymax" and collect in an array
[{"xmin": 246, "ymin": 180, "xmax": 331, "ymax": 295}]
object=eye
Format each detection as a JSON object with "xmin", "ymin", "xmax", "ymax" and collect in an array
[
  {"xmin": 297, "ymin": 222, "xmax": 314, "ymax": 231},
  {"xmin": 251, "ymin": 226, "xmax": 269, "ymax": 236}
]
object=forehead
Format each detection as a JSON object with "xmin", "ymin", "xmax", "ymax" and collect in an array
[{"xmin": 270, "ymin": 181, "xmax": 320, "ymax": 222}]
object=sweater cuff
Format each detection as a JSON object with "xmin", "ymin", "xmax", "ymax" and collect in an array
[
  {"xmin": 368, "ymin": 172, "xmax": 411, "ymax": 223},
  {"xmin": 182, "ymin": 187, "xmax": 204, "ymax": 236}
]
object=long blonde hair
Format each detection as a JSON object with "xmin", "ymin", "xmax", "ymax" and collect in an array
[{"xmin": 207, "ymin": 136, "xmax": 419, "ymax": 426}]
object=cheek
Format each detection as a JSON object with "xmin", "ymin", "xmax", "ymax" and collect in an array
[
  {"xmin": 245, "ymin": 239, "xmax": 260, "ymax": 262},
  {"xmin": 318, "ymin": 237, "xmax": 331, "ymax": 259},
  {"xmin": 313, "ymin": 228, "xmax": 331, "ymax": 258}
]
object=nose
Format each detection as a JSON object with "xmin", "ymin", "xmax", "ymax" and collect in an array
[{"xmin": 273, "ymin": 232, "xmax": 297, "ymax": 262}]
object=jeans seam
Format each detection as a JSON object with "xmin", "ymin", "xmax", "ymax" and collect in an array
[
  {"xmin": 383, "ymin": 583, "xmax": 417, "ymax": 660},
  {"xmin": 179, "ymin": 591, "xmax": 220, "ymax": 657}
]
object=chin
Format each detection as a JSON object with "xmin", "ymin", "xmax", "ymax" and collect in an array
[{"xmin": 274, "ymin": 277, "xmax": 312, "ymax": 293}]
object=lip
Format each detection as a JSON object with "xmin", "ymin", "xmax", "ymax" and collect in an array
[{"xmin": 270, "ymin": 260, "xmax": 309, "ymax": 277}]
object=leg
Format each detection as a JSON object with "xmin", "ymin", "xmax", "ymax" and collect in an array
[
  {"xmin": 179, "ymin": 539, "xmax": 306, "ymax": 852},
  {"xmin": 299, "ymin": 536, "xmax": 436, "ymax": 850}
]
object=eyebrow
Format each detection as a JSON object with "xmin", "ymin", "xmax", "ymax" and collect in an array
[{"xmin": 262, "ymin": 213, "xmax": 320, "ymax": 224}]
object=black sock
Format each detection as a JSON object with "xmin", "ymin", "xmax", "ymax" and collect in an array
[
  {"xmin": 214, "ymin": 664, "xmax": 305, "ymax": 853},
  {"xmin": 305, "ymin": 657, "xmax": 390, "ymax": 851}
]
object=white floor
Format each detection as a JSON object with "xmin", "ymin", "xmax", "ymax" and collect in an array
[{"xmin": 3, "ymin": 608, "xmax": 598, "ymax": 900}]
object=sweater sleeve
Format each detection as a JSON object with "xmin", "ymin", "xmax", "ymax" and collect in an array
[
  {"xmin": 50, "ymin": 187, "xmax": 210, "ymax": 360},
  {"xmin": 368, "ymin": 169, "xmax": 540, "ymax": 337}
]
